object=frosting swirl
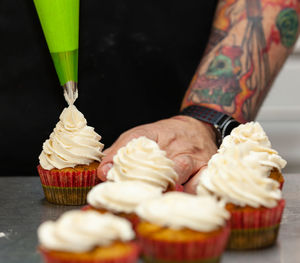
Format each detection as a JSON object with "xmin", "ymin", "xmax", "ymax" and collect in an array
[
  {"xmin": 87, "ymin": 181, "xmax": 162, "ymax": 214},
  {"xmin": 39, "ymin": 105, "xmax": 104, "ymax": 170},
  {"xmin": 136, "ymin": 192, "xmax": 229, "ymax": 232},
  {"xmin": 243, "ymin": 143, "xmax": 286, "ymax": 172},
  {"xmin": 107, "ymin": 136, "xmax": 178, "ymax": 190},
  {"xmin": 38, "ymin": 210, "xmax": 134, "ymax": 252},
  {"xmin": 219, "ymin": 122, "xmax": 286, "ymax": 172},
  {"xmin": 219, "ymin": 122, "xmax": 271, "ymax": 152},
  {"xmin": 197, "ymin": 145, "xmax": 282, "ymax": 208}
]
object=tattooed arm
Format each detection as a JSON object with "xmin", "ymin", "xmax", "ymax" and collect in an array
[
  {"xmin": 97, "ymin": 0, "xmax": 300, "ymax": 193},
  {"xmin": 182, "ymin": 0, "xmax": 300, "ymax": 123}
]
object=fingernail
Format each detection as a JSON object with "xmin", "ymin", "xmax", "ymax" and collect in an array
[{"xmin": 101, "ymin": 163, "xmax": 113, "ymax": 176}]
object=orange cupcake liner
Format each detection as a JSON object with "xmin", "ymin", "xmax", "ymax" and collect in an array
[
  {"xmin": 227, "ymin": 199, "xmax": 285, "ymax": 250},
  {"xmin": 39, "ymin": 242, "xmax": 139, "ymax": 263},
  {"xmin": 137, "ymin": 223, "xmax": 230, "ymax": 262},
  {"xmin": 37, "ymin": 165, "xmax": 101, "ymax": 205}
]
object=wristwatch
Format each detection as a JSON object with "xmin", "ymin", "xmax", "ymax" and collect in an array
[{"xmin": 180, "ymin": 105, "xmax": 241, "ymax": 147}]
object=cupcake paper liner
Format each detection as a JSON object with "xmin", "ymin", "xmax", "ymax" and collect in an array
[
  {"xmin": 279, "ymin": 181, "xmax": 284, "ymax": 190},
  {"xmin": 38, "ymin": 165, "xmax": 100, "ymax": 205},
  {"xmin": 38, "ymin": 165, "xmax": 100, "ymax": 187},
  {"xmin": 227, "ymin": 224, "xmax": 280, "ymax": 250},
  {"xmin": 137, "ymin": 222, "xmax": 230, "ymax": 262},
  {"xmin": 39, "ymin": 242, "xmax": 139, "ymax": 263},
  {"xmin": 227, "ymin": 199, "xmax": 285, "ymax": 250}
]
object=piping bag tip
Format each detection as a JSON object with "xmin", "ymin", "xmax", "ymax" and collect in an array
[{"xmin": 63, "ymin": 81, "xmax": 78, "ymax": 105}]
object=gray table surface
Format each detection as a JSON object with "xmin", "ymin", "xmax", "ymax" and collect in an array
[{"xmin": 0, "ymin": 175, "xmax": 299, "ymax": 263}]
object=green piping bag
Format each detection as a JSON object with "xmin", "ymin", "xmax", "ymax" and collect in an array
[{"xmin": 33, "ymin": 0, "xmax": 79, "ymax": 104}]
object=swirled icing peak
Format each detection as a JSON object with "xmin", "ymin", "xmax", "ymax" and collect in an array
[
  {"xmin": 38, "ymin": 210, "xmax": 134, "ymax": 252},
  {"xmin": 219, "ymin": 122, "xmax": 286, "ymax": 172},
  {"xmin": 219, "ymin": 122, "xmax": 271, "ymax": 151},
  {"xmin": 107, "ymin": 136, "xmax": 178, "ymax": 190},
  {"xmin": 87, "ymin": 181, "xmax": 163, "ymax": 214},
  {"xmin": 39, "ymin": 105, "xmax": 104, "ymax": 169},
  {"xmin": 197, "ymin": 145, "xmax": 282, "ymax": 208},
  {"xmin": 136, "ymin": 192, "xmax": 229, "ymax": 232}
]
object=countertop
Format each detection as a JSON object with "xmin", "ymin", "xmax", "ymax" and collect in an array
[{"xmin": 0, "ymin": 175, "xmax": 300, "ymax": 263}]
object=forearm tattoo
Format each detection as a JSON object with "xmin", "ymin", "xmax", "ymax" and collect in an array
[{"xmin": 182, "ymin": 0, "xmax": 300, "ymax": 123}]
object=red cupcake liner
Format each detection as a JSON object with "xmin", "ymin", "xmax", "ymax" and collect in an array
[
  {"xmin": 137, "ymin": 222, "xmax": 230, "ymax": 262},
  {"xmin": 227, "ymin": 199, "xmax": 285, "ymax": 250},
  {"xmin": 279, "ymin": 181, "xmax": 284, "ymax": 190},
  {"xmin": 229, "ymin": 199, "xmax": 285, "ymax": 229},
  {"xmin": 39, "ymin": 242, "xmax": 139, "ymax": 263},
  {"xmin": 38, "ymin": 165, "xmax": 100, "ymax": 187}
]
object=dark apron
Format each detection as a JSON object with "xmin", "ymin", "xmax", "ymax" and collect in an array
[{"xmin": 0, "ymin": 0, "xmax": 218, "ymax": 175}]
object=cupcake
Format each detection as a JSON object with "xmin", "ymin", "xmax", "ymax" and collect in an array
[
  {"xmin": 197, "ymin": 145, "xmax": 285, "ymax": 250},
  {"xmin": 38, "ymin": 210, "xmax": 139, "ymax": 263},
  {"xmin": 135, "ymin": 192, "xmax": 230, "ymax": 263},
  {"xmin": 107, "ymin": 136, "xmax": 178, "ymax": 192},
  {"xmin": 38, "ymin": 105, "xmax": 104, "ymax": 205},
  {"xmin": 85, "ymin": 181, "xmax": 162, "ymax": 228},
  {"xmin": 219, "ymin": 122, "xmax": 286, "ymax": 188}
]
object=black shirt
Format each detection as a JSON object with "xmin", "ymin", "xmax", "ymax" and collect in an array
[{"xmin": 0, "ymin": 0, "xmax": 218, "ymax": 175}]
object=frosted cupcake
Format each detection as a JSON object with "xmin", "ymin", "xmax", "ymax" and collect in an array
[
  {"xmin": 85, "ymin": 181, "xmax": 162, "ymax": 228},
  {"xmin": 219, "ymin": 122, "xmax": 286, "ymax": 188},
  {"xmin": 107, "ymin": 136, "xmax": 178, "ymax": 192},
  {"xmin": 136, "ymin": 192, "xmax": 230, "ymax": 263},
  {"xmin": 38, "ymin": 210, "xmax": 139, "ymax": 263},
  {"xmin": 197, "ymin": 145, "xmax": 285, "ymax": 250},
  {"xmin": 38, "ymin": 105, "xmax": 104, "ymax": 205}
]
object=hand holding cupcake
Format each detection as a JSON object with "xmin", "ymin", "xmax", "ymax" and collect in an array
[{"xmin": 106, "ymin": 136, "xmax": 179, "ymax": 191}]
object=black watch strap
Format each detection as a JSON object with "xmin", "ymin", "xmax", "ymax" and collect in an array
[{"xmin": 180, "ymin": 105, "xmax": 241, "ymax": 146}]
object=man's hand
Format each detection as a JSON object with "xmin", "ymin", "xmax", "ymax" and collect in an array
[{"xmin": 97, "ymin": 116, "xmax": 217, "ymax": 193}]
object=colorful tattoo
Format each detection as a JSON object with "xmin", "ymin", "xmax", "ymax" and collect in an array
[
  {"xmin": 182, "ymin": 0, "xmax": 300, "ymax": 123},
  {"xmin": 276, "ymin": 8, "xmax": 299, "ymax": 47}
]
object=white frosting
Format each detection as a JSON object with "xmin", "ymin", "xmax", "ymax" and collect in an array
[
  {"xmin": 107, "ymin": 137, "xmax": 178, "ymax": 191},
  {"xmin": 197, "ymin": 145, "xmax": 282, "ymax": 208},
  {"xmin": 136, "ymin": 192, "xmax": 229, "ymax": 232},
  {"xmin": 219, "ymin": 122, "xmax": 271, "ymax": 151},
  {"xmin": 243, "ymin": 143, "xmax": 286, "ymax": 172},
  {"xmin": 38, "ymin": 210, "xmax": 134, "ymax": 252},
  {"xmin": 219, "ymin": 122, "xmax": 286, "ymax": 172},
  {"xmin": 87, "ymin": 181, "xmax": 163, "ymax": 214},
  {"xmin": 39, "ymin": 105, "xmax": 104, "ymax": 170}
]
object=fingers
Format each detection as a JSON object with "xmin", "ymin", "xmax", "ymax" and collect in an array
[
  {"xmin": 184, "ymin": 165, "xmax": 208, "ymax": 194},
  {"xmin": 172, "ymin": 155, "xmax": 197, "ymax": 185},
  {"xmin": 97, "ymin": 161, "xmax": 113, "ymax": 181}
]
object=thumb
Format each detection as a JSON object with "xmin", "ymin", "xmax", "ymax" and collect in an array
[
  {"xmin": 97, "ymin": 148, "xmax": 114, "ymax": 181},
  {"xmin": 173, "ymin": 155, "xmax": 197, "ymax": 185},
  {"xmin": 184, "ymin": 165, "xmax": 208, "ymax": 194}
]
